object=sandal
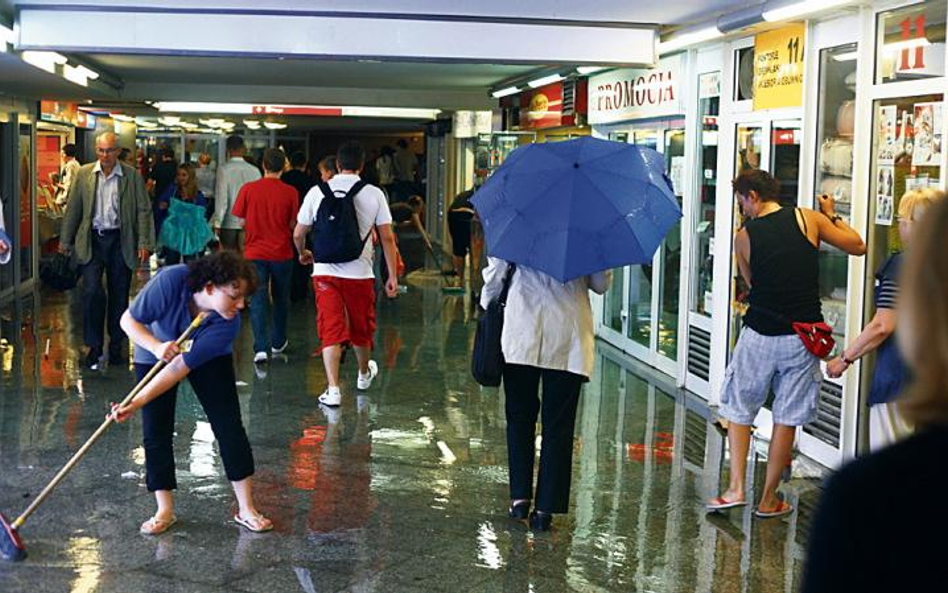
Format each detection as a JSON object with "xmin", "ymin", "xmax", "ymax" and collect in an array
[
  {"xmin": 140, "ymin": 515, "xmax": 177, "ymax": 536},
  {"xmin": 234, "ymin": 512, "xmax": 273, "ymax": 533},
  {"xmin": 706, "ymin": 496, "xmax": 747, "ymax": 511},
  {"xmin": 755, "ymin": 501, "xmax": 794, "ymax": 519}
]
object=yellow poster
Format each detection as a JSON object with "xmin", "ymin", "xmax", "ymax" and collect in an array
[{"xmin": 753, "ymin": 23, "xmax": 806, "ymax": 111}]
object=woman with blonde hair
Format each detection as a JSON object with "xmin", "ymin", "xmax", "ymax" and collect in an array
[
  {"xmin": 826, "ymin": 188, "xmax": 946, "ymax": 450},
  {"xmin": 803, "ymin": 195, "xmax": 948, "ymax": 593}
]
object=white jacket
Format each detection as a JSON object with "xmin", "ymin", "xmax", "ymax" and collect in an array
[{"xmin": 481, "ymin": 257, "xmax": 611, "ymax": 379}]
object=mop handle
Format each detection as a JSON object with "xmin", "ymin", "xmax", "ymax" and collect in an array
[{"xmin": 12, "ymin": 312, "xmax": 209, "ymax": 530}]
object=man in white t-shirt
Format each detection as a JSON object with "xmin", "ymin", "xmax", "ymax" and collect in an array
[{"xmin": 294, "ymin": 141, "xmax": 399, "ymax": 407}]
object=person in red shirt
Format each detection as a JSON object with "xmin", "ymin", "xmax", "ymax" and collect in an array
[{"xmin": 232, "ymin": 148, "xmax": 299, "ymax": 364}]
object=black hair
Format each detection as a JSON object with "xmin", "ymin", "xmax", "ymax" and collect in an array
[
  {"xmin": 161, "ymin": 147, "xmax": 175, "ymax": 159},
  {"xmin": 63, "ymin": 143, "xmax": 78, "ymax": 158},
  {"xmin": 262, "ymin": 147, "xmax": 286, "ymax": 173},
  {"xmin": 407, "ymin": 195, "xmax": 424, "ymax": 209},
  {"xmin": 318, "ymin": 155, "xmax": 337, "ymax": 174},
  {"xmin": 186, "ymin": 251, "xmax": 258, "ymax": 296},
  {"xmin": 119, "ymin": 147, "xmax": 132, "ymax": 161},
  {"xmin": 732, "ymin": 169, "xmax": 781, "ymax": 202},
  {"xmin": 226, "ymin": 135, "xmax": 245, "ymax": 153},
  {"xmin": 396, "ymin": 139, "xmax": 408, "ymax": 149},
  {"xmin": 336, "ymin": 141, "xmax": 365, "ymax": 171},
  {"xmin": 288, "ymin": 151, "xmax": 307, "ymax": 168}
]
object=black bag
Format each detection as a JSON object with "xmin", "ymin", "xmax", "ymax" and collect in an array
[
  {"xmin": 39, "ymin": 252, "xmax": 79, "ymax": 291},
  {"xmin": 471, "ymin": 263, "xmax": 516, "ymax": 387},
  {"xmin": 311, "ymin": 180, "xmax": 370, "ymax": 264}
]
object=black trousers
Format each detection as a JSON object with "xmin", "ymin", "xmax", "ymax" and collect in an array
[
  {"xmin": 137, "ymin": 354, "xmax": 255, "ymax": 492},
  {"xmin": 81, "ymin": 230, "xmax": 132, "ymax": 356},
  {"xmin": 503, "ymin": 363, "xmax": 583, "ymax": 514}
]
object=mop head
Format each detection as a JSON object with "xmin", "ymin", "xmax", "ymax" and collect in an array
[
  {"xmin": 0, "ymin": 512, "xmax": 26, "ymax": 561},
  {"xmin": 441, "ymin": 284, "xmax": 465, "ymax": 294}
]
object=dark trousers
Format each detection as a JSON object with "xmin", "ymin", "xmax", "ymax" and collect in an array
[
  {"xmin": 81, "ymin": 230, "xmax": 132, "ymax": 356},
  {"xmin": 249, "ymin": 259, "xmax": 292, "ymax": 354},
  {"xmin": 503, "ymin": 363, "xmax": 583, "ymax": 514},
  {"xmin": 138, "ymin": 354, "xmax": 255, "ymax": 492}
]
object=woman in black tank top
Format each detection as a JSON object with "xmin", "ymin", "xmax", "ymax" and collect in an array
[{"xmin": 708, "ymin": 170, "xmax": 866, "ymax": 519}]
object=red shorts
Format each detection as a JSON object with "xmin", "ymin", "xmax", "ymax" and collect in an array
[{"xmin": 312, "ymin": 276, "xmax": 376, "ymax": 349}]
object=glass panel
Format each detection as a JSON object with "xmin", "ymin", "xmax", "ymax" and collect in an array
[
  {"xmin": 626, "ymin": 265, "xmax": 652, "ymax": 347},
  {"xmin": 0, "ymin": 123, "xmax": 13, "ymax": 292},
  {"xmin": 729, "ymin": 124, "xmax": 763, "ymax": 352},
  {"xmin": 771, "ymin": 121, "xmax": 802, "ymax": 206},
  {"xmin": 603, "ymin": 266, "xmax": 626, "ymax": 332},
  {"xmin": 867, "ymin": 93, "xmax": 943, "ymax": 321},
  {"xmin": 693, "ymin": 76, "xmax": 719, "ymax": 317},
  {"xmin": 18, "ymin": 126, "xmax": 33, "ymax": 282},
  {"xmin": 735, "ymin": 47, "xmax": 755, "ymax": 102},
  {"xmin": 875, "ymin": 0, "xmax": 947, "ymax": 84},
  {"xmin": 609, "ymin": 131, "xmax": 629, "ymax": 143},
  {"xmin": 634, "ymin": 130, "xmax": 659, "ymax": 151},
  {"xmin": 657, "ymin": 129, "xmax": 685, "ymax": 360},
  {"xmin": 815, "ymin": 44, "xmax": 858, "ymax": 356}
]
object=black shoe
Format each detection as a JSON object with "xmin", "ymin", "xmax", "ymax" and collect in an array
[
  {"xmin": 528, "ymin": 510, "xmax": 552, "ymax": 532},
  {"xmin": 109, "ymin": 351, "xmax": 126, "ymax": 367},
  {"xmin": 84, "ymin": 349, "xmax": 102, "ymax": 371},
  {"xmin": 508, "ymin": 501, "xmax": 530, "ymax": 520}
]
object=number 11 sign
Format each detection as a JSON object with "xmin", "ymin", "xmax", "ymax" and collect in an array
[{"xmin": 753, "ymin": 23, "xmax": 807, "ymax": 111}]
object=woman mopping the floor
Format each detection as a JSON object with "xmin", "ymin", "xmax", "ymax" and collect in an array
[{"xmin": 110, "ymin": 250, "xmax": 273, "ymax": 535}]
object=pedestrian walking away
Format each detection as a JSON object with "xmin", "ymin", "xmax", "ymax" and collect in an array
[
  {"xmin": 213, "ymin": 135, "xmax": 261, "ymax": 251},
  {"xmin": 232, "ymin": 147, "xmax": 300, "ymax": 364},
  {"xmin": 293, "ymin": 140, "xmax": 399, "ymax": 408},
  {"xmin": 109, "ymin": 251, "xmax": 273, "ymax": 536},
  {"xmin": 59, "ymin": 131, "xmax": 155, "ymax": 370},
  {"xmin": 708, "ymin": 169, "xmax": 865, "ymax": 519}
]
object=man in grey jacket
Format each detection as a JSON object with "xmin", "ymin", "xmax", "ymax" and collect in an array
[
  {"xmin": 60, "ymin": 132, "xmax": 154, "ymax": 370},
  {"xmin": 213, "ymin": 135, "xmax": 261, "ymax": 251}
]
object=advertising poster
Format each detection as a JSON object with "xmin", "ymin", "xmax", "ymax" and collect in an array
[
  {"xmin": 877, "ymin": 105, "xmax": 897, "ymax": 165},
  {"xmin": 875, "ymin": 165, "xmax": 894, "ymax": 226},
  {"xmin": 912, "ymin": 102, "xmax": 943, "ymax": 167}
]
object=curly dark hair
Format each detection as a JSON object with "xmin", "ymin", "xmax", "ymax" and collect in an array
[
  {"xmin": 185, "ymin": 251, "xmax": 257, "ymax": 296},
  {"xmin": 732, "ymin": 169, "xmax": 781, "ymax": 202}
]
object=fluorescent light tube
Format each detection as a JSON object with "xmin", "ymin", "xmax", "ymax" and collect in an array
[
  {"xmin": 576, "ymin": 66, "xmax": 606, "ymax": 75},
  {"xmin": 491, "ymin": 86, "xmax": 520, "ymax": 98},
  {"xmin": 658, "ymin": 26, "xmax": 722, "ymax": 54},
  {"xmin": 762, "ymin": 0, "xmax": 850, "ymax": 22},
  {"xmin": 527, "ymin": 74, "xmax": 564, "ymax": 88},
  {"xmin": 153, "ymin": 102, "xmax": 254, "ymax": 114}
]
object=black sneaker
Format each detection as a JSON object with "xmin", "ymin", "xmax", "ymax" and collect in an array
[{"xmin": 84, "ymin": 349, "xmax": 102, "ymax": 371}]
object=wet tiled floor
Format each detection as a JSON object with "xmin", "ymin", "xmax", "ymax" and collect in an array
[{"xmin": 0, "ymin": 276, "xmax": 823, "ymax": 592}]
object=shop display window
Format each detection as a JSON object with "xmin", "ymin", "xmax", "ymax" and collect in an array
[
  {"xmin": 0, "ymin": 123, "xmax": 12, "ymax": 292},
  {"xmin": 18, "ymin": 126, "xmax": 33, "ymax": 282},
  {"xmin": 771, "ymin": 122, "xmax": 802, "ymax": 206},
  {"xmin": 814, "ymin": 43, "xmax": 859, "ymax": 356},
  {"xmin": 693, "ymin": 74, "xmax": 719, "ymax": 317},
  {"xmin": 735, "ymin": 47, "xmax": 755, "ymax": 102},
  {"xmin": 876, "ymin": 0, "xmax": 947, "ymax": 84},
  {"xmin": 867, "ymin": 92, "xmax": 943, "ymax": 314}
]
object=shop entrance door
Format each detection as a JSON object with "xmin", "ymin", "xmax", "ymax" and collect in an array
[
  {"xmin": 598, "ymin": 123, "xmax": 685, "ymax": 377},
  {"xmin": 725, "ymin": 118, "xmax": 803, "ymax": 441}
]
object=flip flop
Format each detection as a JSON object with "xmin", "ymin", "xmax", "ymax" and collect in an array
[
  {"xmin": 234, "ymin": 513, "xmax": 273, "ymax": 533},
  {"xmin": 706, "ymin": 496, "xmax": 747, "ymax": 511},
  {"xmin": 140, "ymin": 515, "xmax": 177, "ymax": 536},
  {"xmin": 755, "ymin": 501, "xmax": 794, "ymax": 519}
]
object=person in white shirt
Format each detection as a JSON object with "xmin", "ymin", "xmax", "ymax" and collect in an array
[
  {"xmin": 213, "ymin": 135, "xmax": 261, "ymax": 251},
  {"xmin": 55, "ymin": 143, "xmax": 81, "ymax": 205},
  {"xmin": 293, "ymin": 141, "xmax": 399, "ymax": 407},
  {"xmin": 481, "ymin": 258, "xmax": 610, "ymax": 531}
]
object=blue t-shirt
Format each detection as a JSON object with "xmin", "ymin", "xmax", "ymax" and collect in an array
[{"xmin": 129, "ymin": 265, "xmax": 239, "ymax": 368}]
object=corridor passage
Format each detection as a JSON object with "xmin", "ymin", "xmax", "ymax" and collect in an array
[{"xmin": 0, "ymin": 276, "xmax": 821, "ymax": 592}]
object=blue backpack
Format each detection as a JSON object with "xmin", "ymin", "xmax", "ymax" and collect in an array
[{"xmin": 311, "ymin": 180, "xmax": 369, "ymax": 264}]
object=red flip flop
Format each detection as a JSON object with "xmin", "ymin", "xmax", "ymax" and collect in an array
[
  {"xmin": 706, "ymin": 496, "xmax": 747, "ymax": 511},
  {"xmin": 755, "ymin": 501, "xmax": 794, "ymax": 519}
]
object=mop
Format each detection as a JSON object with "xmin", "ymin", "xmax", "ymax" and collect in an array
[{"xmin": 0, "ymin": 313, "xmax": 208, "ymax": 561}]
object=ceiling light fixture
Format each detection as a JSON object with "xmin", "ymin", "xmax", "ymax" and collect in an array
[
  {"xmin": 153, "ymin": 102, "xmax": 254, "ymax": 114},
  {"xmin": 110, "ymin": 113, "xmax": 135, "ymax": 122},
  {"xmin": 762, "ymin": 0, "xmax": 851, "ymax": 22},
  {"xmin": 658, "ymin": 26, "xmax": 723, "ymax": 54},
  {"xmin": 158, "ymin": 116, "xmax": 181, "ymax": 126},
  {"xmin": 0, "ymin": 23, "xmax": 15, "ymax": 46},
  {"xmin": 491, "ymin": 86, "xmax": 520, "ymax": 98},
  {"xmin": 21, "ymin": 50, "xmax": 68, "ymax": 73},
  {"xmin": 341, "ymin": 107, "xmax": 441, "ymax": 119},
  {"xmin": 576, "ymin": 66, "xmax": 607, "ymax": 75},
  {"xmin": 263, "ymin": 122, "xmax": 287, "ymax": 130},
  {"xmin": 62, "ymin": 64, "xmax": 89, "ymax": 87},
  {"xmin": 831, "ymin": 51, "xmax": 859, "ymax": 62},
  {"xmin": 527, "ymin": 74, "xmax": 564, "ymax": 88}
]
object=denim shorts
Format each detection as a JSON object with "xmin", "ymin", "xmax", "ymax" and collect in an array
[{"xmin": 718, "ymin": 326, "xmax": 822, "ymax": 427}]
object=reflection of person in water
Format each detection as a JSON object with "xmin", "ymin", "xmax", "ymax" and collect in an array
[{"xmin": 0, "ymin": 206, "xmax": 11, "ymax": 265}]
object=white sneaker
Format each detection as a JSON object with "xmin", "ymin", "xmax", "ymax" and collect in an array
[
  {"xmin": 357, "ymin": 360, "xmax": 378, "ymax": 390},
  {"xmin": 318, "ymin": 386, "xmax": 342, "ymax": 407},
  {"xmin": 253, "ymin": 351, "xmax": 268, "ymax": 364},
  {"xmin": 271, "ymin": 340, "xmax": 288, "ymax": 354}
]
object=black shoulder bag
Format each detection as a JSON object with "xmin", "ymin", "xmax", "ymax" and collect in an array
[{"xmin": 471, "ymin": 263, "xmax": 516, "ymax": 387}]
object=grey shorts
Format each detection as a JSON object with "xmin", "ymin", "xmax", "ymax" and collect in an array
[{"xmin": 718, "ymin": 326, "xmax": 822, "ymax": 427}]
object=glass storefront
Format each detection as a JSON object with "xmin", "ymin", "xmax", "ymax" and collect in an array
[
  {"xmin": 692, "ymin": 75, "xmax": 719, "ymax": 319},
  {"xmin": 875, "ymin": 0, "xmax": 947, "ymax": 85},
  {"xmin": 18, "ymin": 125, "xmax": 33, "ymax": 283}
]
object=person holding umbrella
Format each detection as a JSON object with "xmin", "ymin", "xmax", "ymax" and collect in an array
[{"xmin": 472, "ymin": 137, "xmax": 682, "ymax": 530}]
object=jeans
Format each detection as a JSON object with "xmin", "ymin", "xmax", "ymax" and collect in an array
[
  {"xmin": 503, "ymin": 363, "xmax": 584, "ymax": 514},
  {"xmin": 249, "ymin": 259, "xmax": 293, "ymax": 354},
  {"xmin": 81, "ymin": 230, "xmax": 132, "ymax": 357}
]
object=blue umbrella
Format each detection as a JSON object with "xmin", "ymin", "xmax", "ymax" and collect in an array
[{"xmin": 471, "ymin": 136, "xmax": 682, "ymax": 283}]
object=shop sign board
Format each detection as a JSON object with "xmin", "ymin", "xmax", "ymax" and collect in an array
[
  {"xmin": 753, "ymin": 23, "xmax": 806, "ymax": 111},
  {"xmin": 453, "ymin": 110, "xmax": 493, "ymax": 138},
  {"xmin": 40, "ymin": 100, "xmax": 78, "ymax": 126},
  {"xmin": 76, "ymin": 111, "xmax": 97, "ymax": 130},
  {"xmin": 519, "ymin": 83, "xmax": 563, "ymax": 130},
  {"xmin": 588, "ymin": 54, "xmax": 683, "ymax": 125},
  {"xmin": 698, "ymin": 71, "xmax": 721, "ymax": 99}
]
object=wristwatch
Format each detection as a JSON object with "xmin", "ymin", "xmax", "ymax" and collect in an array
[{"xmin": 841, "ymin": 353, "xmax": 855, "ymax": 365}]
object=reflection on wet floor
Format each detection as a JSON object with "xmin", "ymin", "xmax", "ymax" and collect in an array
[{"xmin": 0, "ymin": 281, "xmax": 822, "ymax": 592}]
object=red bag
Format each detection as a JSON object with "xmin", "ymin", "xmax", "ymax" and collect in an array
[{"xmin": 791, "ymin": 321, "xmax": 836, "ymax": 360}]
